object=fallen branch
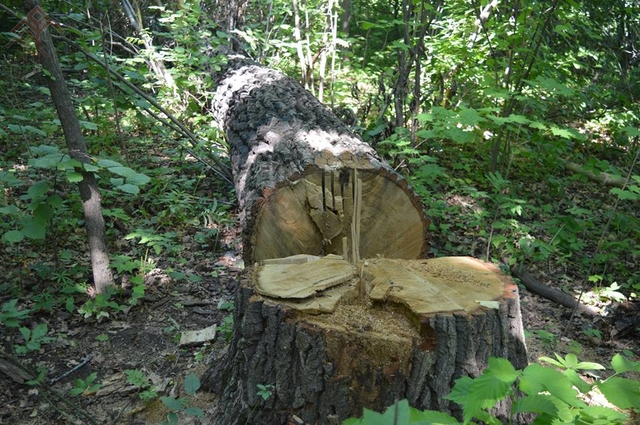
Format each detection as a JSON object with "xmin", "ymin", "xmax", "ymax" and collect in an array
[
  {"xmin": 565, "ymin": 161, "xmax": 627, "ymax": 188},
  {"xmin": 0, "ymin": 349, "xmax": 99, "ymax": 425},
  {"xmin": 511, "ymin": 264, "xmax": 598, "ymax": 316}
]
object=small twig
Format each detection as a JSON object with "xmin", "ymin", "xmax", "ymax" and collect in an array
[{"xmin": 49, "ymin": 354, "xmax": 94, "ymax": 385}]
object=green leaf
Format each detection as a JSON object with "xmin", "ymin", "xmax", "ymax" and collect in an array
[
  {"xmin": 183, "ymin": 407, "xmax": 204, "ymax": 417},
  {"xmin": 457, "ymin": 107, "xmax": 485, "ymax": 126},
  {"xmin": 184, "ymin": 372, "xmax": 200, "ymax": 395},
  {"xmin": 32, "ymin": 323, "xmax": 48, "ymax": 339},
  {"xmin": 597, "ymin": 377, "xmax": 640, "ymax": 409},
  {"xmin": 26, "ymin": 181, "xmax": 50, "ymax": 199},
  {"xmin": 108, "ymin": 166, "xmax": 138, "ymax": 178},
  {"xmin": 83, "ymin": 163, "xmax": 100, "ymax": 172},
  {"xmin": 0, "ymin": 205, "xmax": 20, "ymax": 214},
  {"xmin": 549, "ymin": 126, "xmax": 574, "ymax": 139},
  {"xmin": 410, "ymin": 408, "xmax": 461, "ymax": 424},
  {"xmin": 117, "ymin": 184, "xmax": 140, "ymax": 195},
  {"xmin": 33, "ymin": 203, "xmax": 54, "ymax": 225},
  {"xmin": 22, "ymin": 221, "xmax": 46, "ymax": 240},
  {"xmin": 520, "ymin": 364, "xmax": 584, "ymax": 408},
  {"xmin": 512, "ymin": 394, "xmax": 558, "ymax": 416},
  {"xmin": 611, "ymin": 353, "xmax": 640, "ymax": 374},
  {"xmin": 610, "ymin": 187, "xmax": 639, "ymax": 201},
  {"xmin": 126, "ymin": 173, "xmax": 151, "ymax": 186},
  {"xmin": 563, "ymin": 369, "xmax": 592, "ymax": 393},
  {"xmin": 97, "ymin": 159, "xmax": 123, "ymax": 168},
  {"xmin": 579, "ymin": 405, "xmax": 628, "ymax": 423},
  {"xmin": 487, "ymin": 357, "xmax": 519, "ymax": 383},
  {"xmin": 66, "ymin": 171, "xmax": 84, "ymax": 183},
  {"xmin": 79, "ymin": 120, "xmax": 98, "ymax": 130},
  {"xmin": 2, "ymin": 230, "xmax": 24, "ymax": 243},
  {"xmin": 160, "ymin": 396, "xmax": 183, "ymax": 411}
]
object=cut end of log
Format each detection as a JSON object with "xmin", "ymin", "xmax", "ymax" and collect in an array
[{"xmin": 250, "ymin": 168, "xmax": 429, "ymax": 264}]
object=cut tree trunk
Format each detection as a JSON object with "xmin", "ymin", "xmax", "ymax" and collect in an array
[
  {"xmin": 202, "ymin": 255, "xmax": 527, "ymax": 424},
  {"xmin": 211, "ymin": 55, "xmax": 430, "ymax": 265}
]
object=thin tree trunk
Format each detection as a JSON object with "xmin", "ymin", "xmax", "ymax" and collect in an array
[{"xmin": 25, "ymin": 0, "xmax": 114, "ymax": 293}]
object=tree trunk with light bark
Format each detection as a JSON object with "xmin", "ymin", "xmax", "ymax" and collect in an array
[{"xmin": 27, "ymin": 0, "xmax": 114, "ymax": 293}]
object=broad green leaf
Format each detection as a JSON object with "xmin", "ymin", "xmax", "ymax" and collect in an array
[
  {"xmin": 410, "ymin": 408, "xmax": 461, "ymax": 424},
  {"xmin": 487, "ymin": 357, "xmax": 519, "ymax": 383},
  {"xmin": 610, "ymin": 187, "xmax": 639, "ymax": 201},
  {"xmin": 97, "ymin": 159, "xmax": 123, "ymax": 168},
  {"xmin": 512, "ymin": 394, "xmax": 558, "ymax": 416},
  {"xmin": 117, "ymin": 184, "xmax": 140, "ymax": 195},
  {"xmin": 579, "ymin": 405, "xmax": 628, "ymax": 423},
  {"xmin": 83, "ymin": 163, "xmax": 100, "ymax": 172},
  {"xmin": 563, "ymin": 369, "xmax": 592, "ymax": 393},
  {"xmin": 79, "ymin": 120, "xmax": 98, "ymax": 130},
  {"xmin": 22, "ymin": 221, "xmax": 46, "ymax": 240},
  {"xmin": 183, "ymin": 407, "xmax": 204, "ymax": 417},
  {"xmin": 505, "ymin": 114, "xmax": 530, "ymax": 124},
  {"xmin": 66, "ymin": 171, "xmax": 84, "ymax": 183},
  {"xmin": 26, "ymin": 181, "xmax": 50, "ymax": 199},
  {"xmin": 611, "ymin": 353, "xmax": 640, "ymax": 374},
  {"xmin": 2, "ymin": 230, "xmax": 24, "ymax": 243},
  {"xmin": 550, "ymin": 126, "xmax": 578, "ymax": 139},
  {"xmin": 47, "ymin": 194, "xmax": 64, "ymax": 208},
  {"xmin": 126, "ymin": 173, "xmax": 151, "ymax": 186},
  {"xmin": 160, "ymin": 396, "xmax": 183, "ymax": 411},
  {"xmin": 458, "ymin": 107, "xmax": 484, "ymax": 126},
  {"xmin": 108, "ymin": 166, "xmax": 138, "ymax": 178},
  {"xmin": 0, "ymin": 205, "xmax": 20, "ymax": 214},
  {"xmin": 621, "ymin": 126, "xmax": 640, "ymax": 137},
  {"xmin": 597, "ymin": 377, "xmax": 640, "ymax": 409},
  {"xmin": 520, "ymin": 364, "xmax": 584, "ymax": 408},
  {"xmin": 33, "ymin": 203, "xmax": 54, "ymax": 225},
  {"xmin": 184, "ymin": 372, "xmax": 200, "ymax": 395},
  {"xmin": 32, "ymin": 323, "xmax": 48, "ymax": 339}
]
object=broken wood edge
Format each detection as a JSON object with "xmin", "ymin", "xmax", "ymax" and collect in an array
[{"xmin": 510, "ymin": 263, "xmax": 598, "ymax": 317}]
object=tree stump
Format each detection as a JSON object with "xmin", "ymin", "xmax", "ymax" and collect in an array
[
  {"xmin": 211, "ymin": 55, "xmax": 429, "ymax": 265},
  {"xmin": 202, "ymin": 255, "xmax": 527, "ymax": 424}
]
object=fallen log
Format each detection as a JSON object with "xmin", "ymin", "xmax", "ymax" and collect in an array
[
  {"xmin": 211, "ymin": 55, "xmax": 430, "ymax": 265},
  {"xmin": 202, "ymin": 256, "xmax": 527, "ymax": 424},
  {"xmin": 511, "ymin": 264, "xmax": 598, "ymax": 316},
  {"xmin": 565, "ymin": 161, "xmax": 627, "ymax": 188}
]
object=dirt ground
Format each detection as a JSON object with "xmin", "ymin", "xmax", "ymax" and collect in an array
[{"xmin": 1, "ymin": 231, "xmax": 639, "ymax": 425}]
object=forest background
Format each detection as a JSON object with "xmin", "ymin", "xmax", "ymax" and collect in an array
[{"xmin": 0, "ymin": 0, "xmax": 639, "ymax": 423}]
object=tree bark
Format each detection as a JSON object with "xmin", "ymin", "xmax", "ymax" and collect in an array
[
  {"xmin": 202, "ymin": 256, "xmax": 528, "ymax": 424},
  {"xmin": 26, "ymin": 0, "xmax": 114, "ymax": 293},
  {"xmin": 211, "ymin": 55, "xmax": 430, "ymax": 265}
]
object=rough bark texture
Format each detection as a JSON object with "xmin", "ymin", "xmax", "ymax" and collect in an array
[
  {"xmin": 202, "ymin": 257, "xmax": 528, "ymax": 424},
  {"xmin": 211, "ymin": 55, "xmax": 430, "ymax": 265},
  {"xmin": 28, "ymin": 0, "xmax": 114, "ymax": 293}
]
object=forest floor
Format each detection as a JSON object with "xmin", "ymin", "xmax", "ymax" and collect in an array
[{"xmin": 1, "ymin": 216, "xmax": 639, "ymax": 425}]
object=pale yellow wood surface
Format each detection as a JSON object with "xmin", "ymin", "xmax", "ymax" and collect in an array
[
  {"xmin": 252, "ymin": 169, "xmax": 427, "ymax": 263},
  {"xmin": 364, "ymin": 257, "xmax": 505, "ymax": 314},
  {"xmin": 255, "ymin": 255, "xmax": 354, "ymax": 299},
  {"xmin": 254, "ymin": 255, "xmax": 507, "ymax": 316}
]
